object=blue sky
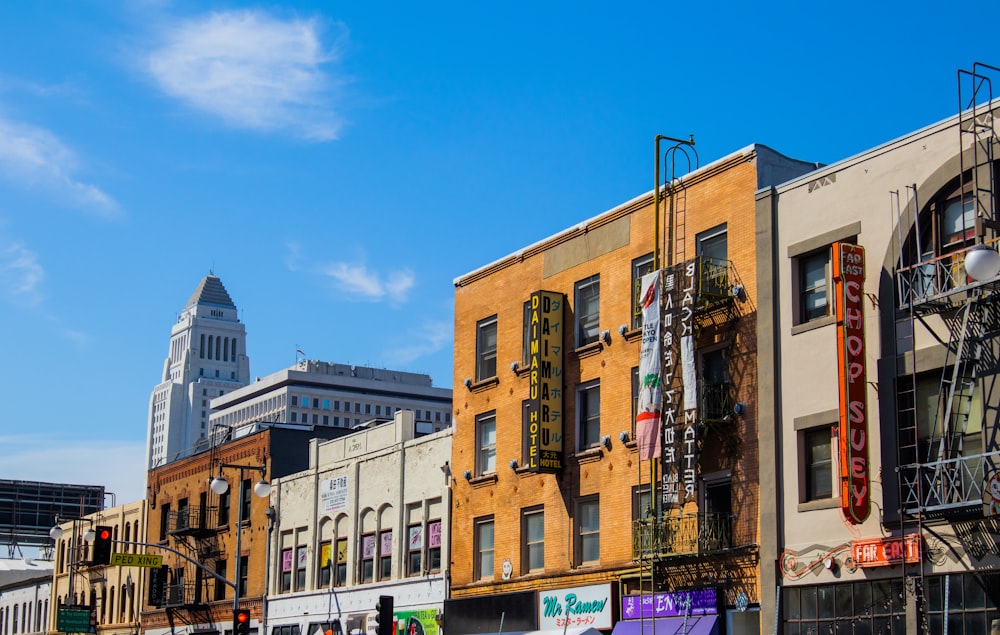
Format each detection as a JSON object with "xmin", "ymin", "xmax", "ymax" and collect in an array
[{"xmin": 0, "ymin": 0, "xmax": 997, "ymax": 506}]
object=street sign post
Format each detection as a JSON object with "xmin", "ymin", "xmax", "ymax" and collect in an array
[
  {"xmin": 57, "ymin": 606, "xmax": 94, "ymax": 633},
  {"xmin": 110, "ymin": 552, "xmax": 163, "ymax": 568}
]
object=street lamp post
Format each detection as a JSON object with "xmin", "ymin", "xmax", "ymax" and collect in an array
[
  {"xmin": 49, "ymin": 518, "xmax": 95, "ymax": 607},
  {"xmin": 209, "ymin": 463, "xmax": 271, "ymax": 613}
]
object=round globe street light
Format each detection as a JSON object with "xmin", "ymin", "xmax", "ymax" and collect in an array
[
  {"xmin": 964, "ymin": 244, "xmax": 1000, "ymax": 282},
  {"xmin": 210, "ymin": 461, "xmax": 270, "ymax": 613},
  {"xmin": 83, "ymin": 527, "xmax": 96, "ymax": 543}
]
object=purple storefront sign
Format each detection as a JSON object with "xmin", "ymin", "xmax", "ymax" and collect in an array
[{"xmin": 621, "ymin": 589, "xmax": 717, "ymax": 619}]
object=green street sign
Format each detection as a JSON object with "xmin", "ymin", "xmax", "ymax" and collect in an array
[{"xmin": 57, "ymin": 607, "xmax": 93, "ymax": 633}]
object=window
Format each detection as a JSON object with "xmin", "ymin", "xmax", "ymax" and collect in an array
[
  {"xmin": 214, "ymin": 560, "xmax": 227, "ymax": 601},
  {"xmin": 378, "ymin": 530, "xmax": 392, "ymax": 580},
  {"xmin": 240, "ymin": 479, "xmax": 252, "ymax": 521},
  {"xmin": 803, "ymin": 427, "xmax": 834, "ymax": 501},
  {"xmin": 319, "ymin": 541, "xmax": 332, "ymax": 587},
  {"xmin": 521, "ymin": 507, "xmax": 544, "ymax": 573},
  {"xmin": 632, "ymin": 485, "xmax": 654, "ymax": 521},
  {"xmin": 631, "ymin": 254, "xmax": 655, "ymax": 329},
  {"xmin": 575, "ymin": 275, "xmax": 600, "ymax": 346},
  {"xmin": 159, "ymin": 503, "xmax": 170, "ymax": 540},
  {"xmin": 427, "ymin": 519, "xmax": 442, "ymax": 572},
  {"xmin": 335, "ymin": 538, "xmax": 348, "ymax": 587},
  {"xmin": 699, "ymin": 348, "xmax": 730, "ymax": 421},
  {"xmin": 696, "ymin": 224, "xmax": 728, "ymax": 261},
  {"xmin": 280, "ymin": 548, "xmax": 293, "ymax": 592},
  {"xmin": 577, "ymin": 382, "xmax": 601, "ymax": 450},
  {"xmin": 474, "ymin": 517, "xmax": 495, "ymax": 580},
  {"xmin": 296, "ymin": 545, "xmax": 308, "ymax": 590},
  {"xmin": 217, "ymin": 490, "xmax": 230, "ymax": 526},
  {"xmin": 361, "ymin": 534, "xmax": 375, "ymax": 583},
  {"xmin": 238, "ymin": 555, "xmax": 248, "ymax": 597},
  {"xmin": 407, "ymin": 524, "xmax": 422, "ymax": 576},
  {"xmin": 576, "ymin": 498, "xmax": 600, "ymax": 565},
  {"xmin": 476, "ymin": 316, "xmax": 498, "ymax": 381},
  {"xmin": 798, "ymin": 248, "xmax": 830, "ymax": 323},
  {"xmin": 476, "ymin": 412, "xmax": 496, "ymax": 475}
]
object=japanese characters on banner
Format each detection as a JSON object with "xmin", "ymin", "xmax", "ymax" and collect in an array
[
  {"xmin": 636, "ymin": 271, "xmax": 662, "ymax": 460},
  {"xmin": 320, "ymin": 475, "xmax": 349, "ymax": 515},
  {"xmin": 661, "ymin": 261, "xmax": 699, "ymax": 507},
  {"xmin": 833, "ymin": 242, "xmax": 870, "ymax": 525},
  {"xmin": 526, "ymin": 290, "xmax": 565, "ymax": 472}
]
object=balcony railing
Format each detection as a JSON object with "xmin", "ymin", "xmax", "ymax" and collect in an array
[
  {"xmin": 899, "ymin": 450, "xmax": 1000, "ymax": 516},
  {"xmin": 695, "ymin": 257, "xmax": 731, "ymax": 305},
  {"xmin": 632, "ymin": 512, "xmax": 733, "ymax": 559},
  {"xmin": 895, "ymin": 241, "xmax": 1000, "ymax": 309},
  {"xmin": 168, "ymin": 506, "xmax": 217, "ymax": 536},
  {"xmin": 699, "ymin": 383, "xmax": 733, "ymax": 422}
]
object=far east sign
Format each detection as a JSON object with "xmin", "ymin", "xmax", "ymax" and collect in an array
[
  {"xmin": 833, "ymin": 242, "xmax": 870, "ymax": 525},
  {"xmin": 525, "ymin": 290, "xmax": 564, "ymax": 472}
]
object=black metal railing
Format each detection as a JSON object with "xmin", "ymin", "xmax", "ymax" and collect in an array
[
  {"xmin": 632, "ymin": 512, "xmax": 733, "ymax": 559},
  {"xmin": 699, "ymin": 383, "xmax": 733, "ymax": 422},
  {"xmin": 899, "ymin": 450, "xmax": 1000, "ymax": 516},
  {"xmin": 168, "ymin": 506, "xmax": 217, "ymax": 535}
]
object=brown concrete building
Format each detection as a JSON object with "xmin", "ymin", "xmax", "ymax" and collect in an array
[
  {"xmin": 447, "ymin": 144, "xmax": 818, "ymax": 635},
  {"xmin": 141, "ymin": 423, "xmax": 352, "ymax": 635}
]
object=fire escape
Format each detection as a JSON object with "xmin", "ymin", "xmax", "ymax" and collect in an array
[
  {"xmin": 632, "ymin": 255, "xmax": 750, "ymax": 591},
  {"xmin": 160, "ymin": 498, "xmax": 222, "ymax": 626},
  {"xmin": 895, "ymin": 63, "xmax": 1000, "ymax": 524}
]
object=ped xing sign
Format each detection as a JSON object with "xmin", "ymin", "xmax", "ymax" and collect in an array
[{"xmin": 110, "ymin": 552, "xmax": 163, "ymax": 568}]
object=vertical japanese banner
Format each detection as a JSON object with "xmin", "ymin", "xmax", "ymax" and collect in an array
[
  {"xmin": 526, "ymin": 290, "xmax": 565, "ymax": 472},
  {"xmin": 678, "ymin": 260, "xmax": 698, "ymax": 503},
  {"xmin": 636, "ymin": 271, "xmax": 662, "ymax": 460},
  {"xmin": 834, "ymin": 242, "xmax": 870, "ymax": 525},
  {"xmin": 661, "ymin": 265, "xmax": 680, "ymax": 507}
]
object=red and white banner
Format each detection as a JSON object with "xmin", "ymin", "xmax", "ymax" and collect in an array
[{"xmin": 636, "ymin": 271, "xmax": 662, "ymax": 460}]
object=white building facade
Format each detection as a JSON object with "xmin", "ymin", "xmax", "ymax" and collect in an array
[
  {"xmin": 0, "ymin": 560, "xmax": 52, "ymax": 635},
  {"xmin": 147, "ymin": 274, "xmax": 250, "ymax": 468},
  {"xmin": 210, "ymin": 361, "xmax": 452, "ymax": 436},
  {"xmin": 266, "ymin": 410, "xmax": 452, "ymax": 635}
]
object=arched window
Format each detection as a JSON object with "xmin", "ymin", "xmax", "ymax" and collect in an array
[
  {"xmin": 208, "ymin": 335, "xmax": 213, "ymax": 359},
  {"xmin": 200, "ymin": 334, "xmax": 205, "ymax": 358},
  {"xmin": 120, "ymin": 584, "xmax": 127, "ymax": 622},
  {"xmin": 100, "ymin": 589, "xmax": 107, "ymax": 622},
  {"xmin": 108, "ymin": 588, "xmax": 115, "ymax": 625},
  {"xmin": 12, "ymin": 604, "xmax": 18, "ymax": 634},
  {"xmin": 224, "ymin": 337, "xmax": 229, "ymax": 361},
  {"xmin": 216, "ymin": 335, "xmax": 222, "ymax": 360},
  {"xmin": 124, "ymin": 522, "xmax": 131, "ymax": 551},
  {"xmin": 231, "ymin": 338, "xmax": 237, "ymax": 360}
]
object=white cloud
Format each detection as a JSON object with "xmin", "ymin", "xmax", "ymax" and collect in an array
[
  {"xmin": 0, "ymin": 116, "xmax": 120, "ymax": 217},
  {"xmin": 320, "ymin": 261, "xmax": 414, "ymax": 303},
  {"xmin": 147, "ymin": 10, "xmax": 343, "ymax": 140},
  {"xmin": 0, "ymin": 435, "xmax": 148, "ymax": 504},
  {"xmin": 389, "ymin": 320, "xmax": 452, "ymax": 365},
  {"xmin": 0, "ymin": 238, "xmax": 44, "ymax": 306}
]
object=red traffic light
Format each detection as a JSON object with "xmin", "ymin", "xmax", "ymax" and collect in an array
[
  {"xmin": 234, "ymin": 609, "xmax": 251, "ymax": 635},
  {"xmin": 98, "ymin": 528, "xmax": 111, "ymax": 540},
  {"xmin": 237, "ymin": 613, "xmax": 249, "ymax": 624}
]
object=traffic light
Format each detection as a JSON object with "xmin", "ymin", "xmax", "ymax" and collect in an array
[
  {"xmin": 375, "ymin": 595, "xmax": 394, "ymax": 635},
  {"xmin": 92, "ymin": 526, "xmax": 113, "ymax": 565},
  {"xmin": 234, "ymin": 609, "xmax": 251, "ymax": 635}
]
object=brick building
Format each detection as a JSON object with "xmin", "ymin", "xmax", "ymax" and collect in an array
[
  {"xmin": 141, "ymin": 423, "xmax": 353, "ymax": 635},
  {"xmin": 447, "ymin": 145, "xmax": 818, "ymax": 635}
]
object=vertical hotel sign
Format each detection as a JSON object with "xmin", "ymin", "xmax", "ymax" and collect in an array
[
  {"xmin": 834, "ymin": 242, "xmax": 870, "ymax": 525},
  {"xmin": 526, "ymin": 291, "xmax": 564, "ymax": 472}
]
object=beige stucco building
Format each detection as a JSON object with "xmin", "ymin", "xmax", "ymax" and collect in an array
[
  {"xmin": 757, "ymin": 73, "xmax": 1000, "ymax": 632},
  {"xmin": 267, "ymin": 410, "xmax": 451, "ymax": 635}
]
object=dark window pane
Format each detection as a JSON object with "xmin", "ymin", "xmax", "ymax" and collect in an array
[
  {"xmin": 785, "ymin": 587, "xmax": 801, "ymax": 620},
  {"xmin": 854, "ymin": 582, "xmax": 873, "ymax": 619},
  {"xmin": 801, "ymin": 587, "xmax": 818, "ymax": 620},
  {"xmin": 818, "ymin": 587, "xmax": 835, "ymax": 619},
  {"xmin": 926, "ymin": 577, "xmax": 942, "ymax": 613},
  {"xmin": 835, "ymin": 584, "xmax": 853, "ymax": 618}
]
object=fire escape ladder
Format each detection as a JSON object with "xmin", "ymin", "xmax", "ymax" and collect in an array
[
  {"xmin": 929, "ymin": 296, "xmax": 984, "ymax": 464},
  {"xmin": 958, "ymin": 63, "xmax": 999, "ymax": 236}
]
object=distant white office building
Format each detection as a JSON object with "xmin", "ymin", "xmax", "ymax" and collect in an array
[
  {"xmin": 146, "ymin": 274, "xmax": 250, "ymax": 468},
  {"xmin": 210, "ymin": 360, "xmax": 452, "ymax": 436}
]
